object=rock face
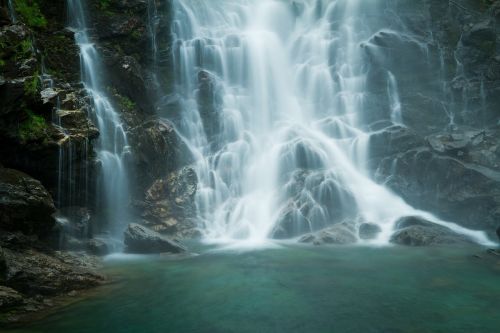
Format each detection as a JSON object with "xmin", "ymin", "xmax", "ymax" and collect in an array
[
  {"xmin": 124, "ymin": 223, "xmax": 187, "ymax": 254},
  {"xmin": 356, "ymin": 0, "xmax": 500, "ymax": 236},
  {"xmin": 0, "ymin": 167, "xmax": 56, "ymax": 236},
  {"xmin": 374, "ymin": 130, "xmax": 500, "ymax": 233},
  {"xmin": 390, "ymin": 216, "xmax": 474, "ymax": 246},
  {"xmin": 136, "ymin": 166, "xmax": 198, "ymax": 238},
  {"xmin": 0, "ymin": 230, "xmax": 104, "ymax": 324}
]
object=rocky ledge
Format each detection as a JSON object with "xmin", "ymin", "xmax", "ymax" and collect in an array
[{"xmin": 0, "ymin": 167, "xmax": 105, "ymax": 325}]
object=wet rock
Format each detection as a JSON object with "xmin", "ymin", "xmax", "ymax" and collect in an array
[
  {"xmin": 87, "ymin": 239, "xmax": 110, "ymax": 256},
  {"xmin": 0, "ymin": 286, "xmax": 24, "ymax": 310},
  {"xmin": 496, "ymin": 226, "xmax": 500, "ymax": 241},
  {"xmin": 359, "ymin": 223, "xmax": 382, "ymax": 240},
  {"xmin": 2, "ymin": 247, "xmax": 104, "ymax": 296},
  {"xmin": 272, "ymin": 169, "xmax": 357, "ymax": 239},
  {"xmin": 0, "ymin": 246, "xmax": 6, "ymax": 282},
  {"xmin": 376, "ymin": 148, "xmax": 500, "ymax": 233},
  {"xmin": 139, "ymin": 167, "xmax": 198, "ymax": 237},
  {"xmin": 390, "ymin": 216, "xmax": 474, "ymax": 246},
  {"xmin": 129, "ymin": 119, "xmax": 193, "ymax": 190},
  {"xmin": 196, "ymin": 70, "xmax": 224, "ymax": 149},
  {"xmin": 299, "ymin": 221, "xmax": 357, "ymax": 245},
  {"xmin": 369, "ymin": 125, "xmax": 425, "ymax": 165},
  {"xmin": 124, "ymin": 223, "xmax": 187, "ymax": 254},
  {"xmin": 0, "ymin": 167, "xmax": 56, "ymax": 236}
]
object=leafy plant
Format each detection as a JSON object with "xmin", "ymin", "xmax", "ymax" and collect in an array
[
  {"xmin": 19, "ymin": 109, "xmax": 47, "ymax": 143},
  {"xmin": 13, "ymin": 0, "xmax": 47, "ymax": 28}
]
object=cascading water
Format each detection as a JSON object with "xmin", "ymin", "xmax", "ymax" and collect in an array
[
  {"xmin": 67, "ymin": 0, "xmax": 131, "ymax": 237},
  {"xmin": 7, "ymin": 0, "xmax": 16, "ymax": 23},
  {"xmin": 170, "ymin": 0, "xmax": 493, "ymax": 246}
]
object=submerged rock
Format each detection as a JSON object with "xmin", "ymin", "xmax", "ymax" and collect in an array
[
  {"xmin": 124, "ymin": 223, "xmax": 187, "ymax": 254},
  {"xmin": 390, "ymin": 216, "xmax": 474, "ymax": 246},
  {"xmin": 299, "ymin": 221, "xmax": 357, "ymax": 245},
  {"xmin": 358, "ymin": 223, "xmax": 382, "ymax": 240}
]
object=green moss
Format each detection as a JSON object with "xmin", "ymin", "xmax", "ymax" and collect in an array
[
  {"xmin": 98, "ymin": 0, "xmax": 111, "ymax": 10},
  {"xmin": 19, "ymin": 109, "xmax": 47, "ymax": 143},
  {"xmin": 13, "ymin": 0, "xmax": 47, "ymax": 28},
  {"xmin": 131, "ymin": 30, "xmax": 142, "ymax": 40},
  {"xmin": 23, "ymin": 73, "xmax": 40, "ymax": 98},
  {"xmin": 118, "ymin": 94, "xmax": 136, "ymax": 111},
  {"xmin": 107, "ymin": 87, "xmax": 137, "ymax": 112}
]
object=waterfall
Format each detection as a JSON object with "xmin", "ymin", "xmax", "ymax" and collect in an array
[
  {"xmin": 7, "ymin": 0, "xmax": 16, "ymax": 23},
  {"xmin": 387, "ymin": 71, "xmax": 402, "ymax": 125},
  {"xmin": 169, "ymin": 0, "xmax": 493, "ymax": 246},
  {"xmin": 67, "ymin": 0, "xmax": 131, "ymax": 237}
]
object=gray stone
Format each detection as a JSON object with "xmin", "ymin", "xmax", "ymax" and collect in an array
[
  {"xmin": 359, "ymin": 223, "xmax": 382, "ymax": 240},
  {"xmin": 87, "ymin": 239, "xmax": 110, "ymax": 256},
  {"xmin": 390, "ymin": 216, "xmax": 474, "ymax": 246},
  {"xmin": 124, "ymin": 223, "xmax": 187, "ymax": 254},
  {"xmin": 299, "ymin": 221, "xmax": 357, "ymax": 245}
]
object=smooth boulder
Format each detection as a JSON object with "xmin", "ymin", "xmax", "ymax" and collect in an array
[
  {"xmin": 124, "ymin": 223, "xmax": 187, "ymax": 254},
  {"xmin": 299, "ymin": 222, "xmax": 357, "ymax": 245},
  {"xmin": 390, "ymin": 216, "xmax": 474, "ymax": 246}
]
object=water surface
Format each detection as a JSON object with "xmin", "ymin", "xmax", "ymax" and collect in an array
[{"xmin": 7, "ymin": 245, "xmax": 500, "ymax": 333}]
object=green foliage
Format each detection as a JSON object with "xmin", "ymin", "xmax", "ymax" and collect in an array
[
  {"xmin": 13, "ymin": 0, "xmax": 47, "ymax": 28},
  {"xmin": 23, "ymin": 73, "xmax": 40, "ymax": 98},
  {"xmin": 118, "ymin": 94, "xmax": 136, "ymax": 111},
  {"xmin": 19, "ymin": 109, "xmax": 47, "ymax": 143},
  {"xmin": 108, "ymin": 87, "xmax": 137, "ymax": 112},
  {"xmin": 131, "ymin": 30, "xmax": 142, "ymax": 40},
  {"xmin": 99, "ymin": 0, "xmax": 111, "ymax": 10}
]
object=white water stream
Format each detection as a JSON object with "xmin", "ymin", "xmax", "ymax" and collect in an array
[
  {"xmin": 67, "ymin": 0, "xmax": 131, "ymax": 237},
  {"xmin": 169, "ymin": 0, "xmax": 493, "ymax": 246}
]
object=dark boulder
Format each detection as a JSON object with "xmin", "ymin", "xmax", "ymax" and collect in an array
[
  {"xmin": 496, "ymin": 226, "xmax": 500, "ymax": 241},
  {"xmin": 129, "ymin": 119, "xmax": 193, "ymax": 191},
  {"xmin": 0, "ymin": 167, "xmax": 56, "ymax": 236},
  {"xmin": 390, "ymin": 216, "xmax": 474, "ymax": 246},
  {"xmin": 124, "ymin": 223, "xmax": 187, "ymax": 254}
]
